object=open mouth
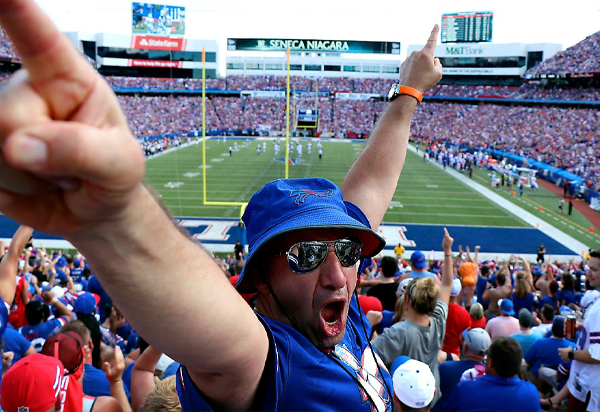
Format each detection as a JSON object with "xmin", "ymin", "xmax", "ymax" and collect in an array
[{"xmin": 320, "ymin": 300, "xmax": 345, "ymax": 337}]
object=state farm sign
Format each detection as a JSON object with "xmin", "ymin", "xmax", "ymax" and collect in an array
[{"xmin": 131, "ymin": 36, "xmax": 187, "ymax": 51}]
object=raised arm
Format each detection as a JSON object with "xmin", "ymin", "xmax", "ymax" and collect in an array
[
  {"xmin": 131, "ymin": 346, "xmax": 163, "ymax": 412},
  {"xmin": 0, "ymin": 2, "xmax": 267, "ymax": 410},
  {"xmin": 519, "ymin": 256, "xmax": 535, "ymax": 291},
  {"xmin": 341, "ymin": 25, "xmax": 442, "ymax": 228},
  {"xmin": 439, "ymin": 228, "xmax": 454, "ymax": 304},
  {"xmin": 0, "ymin": 225, "xmax": 33, "ymax": 303}
]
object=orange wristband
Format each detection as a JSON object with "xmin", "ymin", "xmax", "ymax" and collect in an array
[{"xmin": 398, "ymin": 85, "xmax": 423, "ymax": 105}]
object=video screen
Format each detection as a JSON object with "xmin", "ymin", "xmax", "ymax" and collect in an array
[{"xmin": 132, "ymin": 2, "xmax": 185, "ymax": 36}]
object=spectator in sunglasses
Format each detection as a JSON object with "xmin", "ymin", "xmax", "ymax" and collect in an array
[{"xmin": 0, "ymin": 8, "xmax": 442, "ymax": 411}]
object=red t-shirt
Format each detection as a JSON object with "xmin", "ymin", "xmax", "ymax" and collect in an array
[
  {"xmin": 442, "ymin": 303, "xmax": 471, "ymax": 356},
  {"xmin": 470, "ymin": 316, "xmax": 487, "ymax": 330},
  {"xmin": 9, "ymin": 276, "xmax": 28, "ymax": 328}
]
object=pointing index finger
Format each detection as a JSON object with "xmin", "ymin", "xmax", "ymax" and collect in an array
[
  {"xmin": 423, "ymin": 24, "xmax": 440, "ymax": 55},
  {"xmin": 0, "ymin": 0, "xmax": 93, "ymax": 82}
]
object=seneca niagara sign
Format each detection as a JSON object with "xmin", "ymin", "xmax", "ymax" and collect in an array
[{"xmin": 227, "ymin": 38, "xmax": 400, "ymax": 55}]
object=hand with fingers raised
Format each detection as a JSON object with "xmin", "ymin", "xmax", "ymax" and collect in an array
[
  {"xmin": 0, "ymin": 0, "xmax": 146, "ymax": 236},
  {"xmin": 400, "ymin": 25, "xmax": 443, "ymax": 94}
]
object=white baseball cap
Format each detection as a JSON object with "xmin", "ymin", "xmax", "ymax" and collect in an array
[
  {"xmin": 396, "ymin": 278, "xmax": 413, "ymax": 298},
  {"xmin": 392, "ymin": 359, "xmax": 436, "ymax": 408},
  {"xmin": 450, "ymin": 277, "xmax": 462, "ymax": 297}
]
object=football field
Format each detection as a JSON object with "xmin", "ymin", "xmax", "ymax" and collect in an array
[{"xmin": 145, "ymin": 138, "xmax": 527, "ymax": 226}]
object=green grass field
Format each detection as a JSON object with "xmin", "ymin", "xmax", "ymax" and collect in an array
[
  {"xmin": 144, "ymin": 138, "xmax": 599, "ymax": 246},
  {"xmin": 144, "ymin": 138, "xmax": 525, "ymax": 223}
]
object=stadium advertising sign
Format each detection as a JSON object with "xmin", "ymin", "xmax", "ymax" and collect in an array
[
  {"xmin": 132, "ymin": 2, "xmax": 185, "ymax": 36},
  {"xmin": 228, "ymin": 38, "xmax": 400, "ymax": 54},
  {"xmin": 131, "ymin": 35, "xmax": 187, "ymax": 51},
  {"xmin": 128, "ymin": 60, "xmax": 184, "ymax": 68},
  {"xmin": 444, "ymin": 46, "xmax": 484, "ymax": 55}
]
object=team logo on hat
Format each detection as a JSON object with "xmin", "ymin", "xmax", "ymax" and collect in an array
[{"xmin": 289, "ymin": 189, "xmax": 334, "ymax": 205}]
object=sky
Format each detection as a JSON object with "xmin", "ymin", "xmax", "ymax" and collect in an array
[{"xmin": 36, "ymin": 0, "xmax": 600, "ymax": 60}]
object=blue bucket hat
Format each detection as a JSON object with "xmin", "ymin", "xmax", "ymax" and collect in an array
[{"xmin": 235, "ymin": 178, "xmax": 386, "ymax": 293}]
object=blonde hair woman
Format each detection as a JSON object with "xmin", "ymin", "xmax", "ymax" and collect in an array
[{"xmin": 372, "ymin": 228, "xmax": 454, "ymax": 406}]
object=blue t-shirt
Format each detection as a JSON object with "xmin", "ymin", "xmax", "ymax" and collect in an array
[
  {"xmin": 524, "ymin": 337, "xmax": 576, "ymax": 378},
  {"xmin": 4, "ymin": 326, "xmax": 33, "ymax": 365},
  {"xmin": 407, "ymin": 270, "xmax": 438, "ymax": 281},
  {"xmin": 443, "ymin": 374, "xmax": 541, "ymax": 412},
  {"xmin": 177, "ymin": 296, "xmax": 393, "ymax": 412},
  {"xmin": 163, "ymin": 361, "xmax": 180, "ymax": 380},
  {"xmin": 509, "ymin": 332, "xmax": 543, "ymax": 357},
  {"xmin": 539, "ymin": 294, "xmax": 558, "ymax": 309},
  {"xmin": 376, "ymin": 310, "xmax": 394, "ymax": 335},
  {"xmin": 83, "ymin": 363, "xmax": 131, "ymax": 398},
  {"xmin": 511, "ymin": 293, "xmax": 534, "ymax": 316},
  {"xmin": 87, "ymin": 275, "xmax": 112, "ymax": 322},
  {"xmin": 558, "ymin": 289, "xmax": 577, "ymax": 306},
  {"xmin": 19, "ymin": 316, "xmax": 68, "ymax": 352},
  {"xmin": 433, "ymin": 360, "xmax": 481, "ymax": 412},
  {"xmin": 122, "ymin": 362, "xmax": 134, "ymax": 396},
  {"xmin": 0, "ymin": 300, "xmax": 8, "ymax": 340},
  {"xmin": 476, "ymin": 276, "xmax": 490, "ymax": 309}
]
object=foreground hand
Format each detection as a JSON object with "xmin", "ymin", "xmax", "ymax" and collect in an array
[
  {"xmin": 103, "ymin": 346, "xmax": 125, "ymax": 383},
  {"xmin": 366, "ymin": 310, "xmax": 383, "ymax": 328},
  {"xmin": 2, "ymin": 351, "xmax": 14, "ymax": 371},
  {"xmin": 558, "ymin": 347, "xmax": 572, "ymax": 363},
  {"xmin": 442, "ymin": 227, "xmax": 454, "ymax": 254},
  {"xmin": 0, "ymin": 0, "xmax": 145, "ymax": 236},
  {"xmin": 399, "ymin": 25, "xmax": 443, "ymax": 93}
]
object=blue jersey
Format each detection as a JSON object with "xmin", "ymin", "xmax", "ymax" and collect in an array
[
  {"xmin": 83, "ymin": 363, "xmax": 131, "ymax": 398},
  {"xmin": 443, "ymin": 374, "xmax": 541, "ymax": 412},
  {"xmin": 70, "ymin": 268, "xmax": 84, "ymax": 284},
  {"xmin": 3, "ymin": 326, "xmax": 33, "ymax": 365},
  {"xmin": 87, "ymin": 275, "xmax": 112, "ymax": 322},
  {"xmin": 524, "ymin": 337, "xmax": 575, "ymax": 378},
  {"xmin": 19, "ymin": 316, "xmax": 68, "ymax": 352},
  {"xmin": 177, "ymin": 296, "xmax": 393, "ymax": 411}
]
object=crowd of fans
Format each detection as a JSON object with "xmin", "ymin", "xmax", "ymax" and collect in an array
[
  {"xmin": 1, "ymin": 224, "xmax": 597, "ymax": 411},
  {"xmin": 514, "ymin": 83, "xmax": 600, "ymax": 101},
  {"xmin": 427, "ymin": 84, "xmax": 518, "ymax": 98},
  {"xmin": 0, "ymin": 225, "xmax": 243, "ymax": 412},
  {"xmin": 0, "ymin": 27, "xmax": 17, "ymax": 60},
  {"xmin": 356, "ymin": 243, "xmax": 599, "ymax": 411},
  {"xmin": 411, "ymin": 102, "xmax": 600, "ymax": 192},
  {"xmin": 526, "ymin": 31, "xmax": 600, "ymax": 76}
]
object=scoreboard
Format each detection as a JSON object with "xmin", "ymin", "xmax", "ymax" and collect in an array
[
  {"xmin": 297, "ymin": 109, "xmax": 319, "ymax": 128},
  {"xmin": 441, "ymin": 12, "xmax": 493, "ymax": 43}
]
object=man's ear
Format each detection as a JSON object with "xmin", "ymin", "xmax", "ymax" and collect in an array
[
  {"xmin": 254, "ymin": 268, "xmax": 270, "ymax": 295},
  {"xmin": 253, "ymin": 255, "xmax": 271, "ymax": 295}
]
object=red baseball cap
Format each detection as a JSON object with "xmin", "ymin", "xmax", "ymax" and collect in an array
[
  {"xmin": 1, "ymin": 353, "xmax": 64, "ymax": 412},
  {"xmin": 41, "ymin": 331, "xmax": 84, "ymax": 375},
  {"xmin": 358, "ymin": 295, "xmax": 382, "ymax": 315}
]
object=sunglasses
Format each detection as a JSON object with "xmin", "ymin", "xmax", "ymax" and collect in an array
[{"xmin": 275, "ymin": 239, "xmax": 363, "ymax": 274}]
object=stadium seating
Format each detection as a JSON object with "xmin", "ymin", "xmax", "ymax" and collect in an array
[
  {"xmin": 0, "ymin": 27, "xmax": 18, "ymax": 61},
  {"xmin": 525, "ymin": 31, "xmax": 600, "ymax": 76}
]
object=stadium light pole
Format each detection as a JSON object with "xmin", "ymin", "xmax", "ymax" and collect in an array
[{"xmin": 285, "ymin": 47, "xmax": 290, "ymax": 179}]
